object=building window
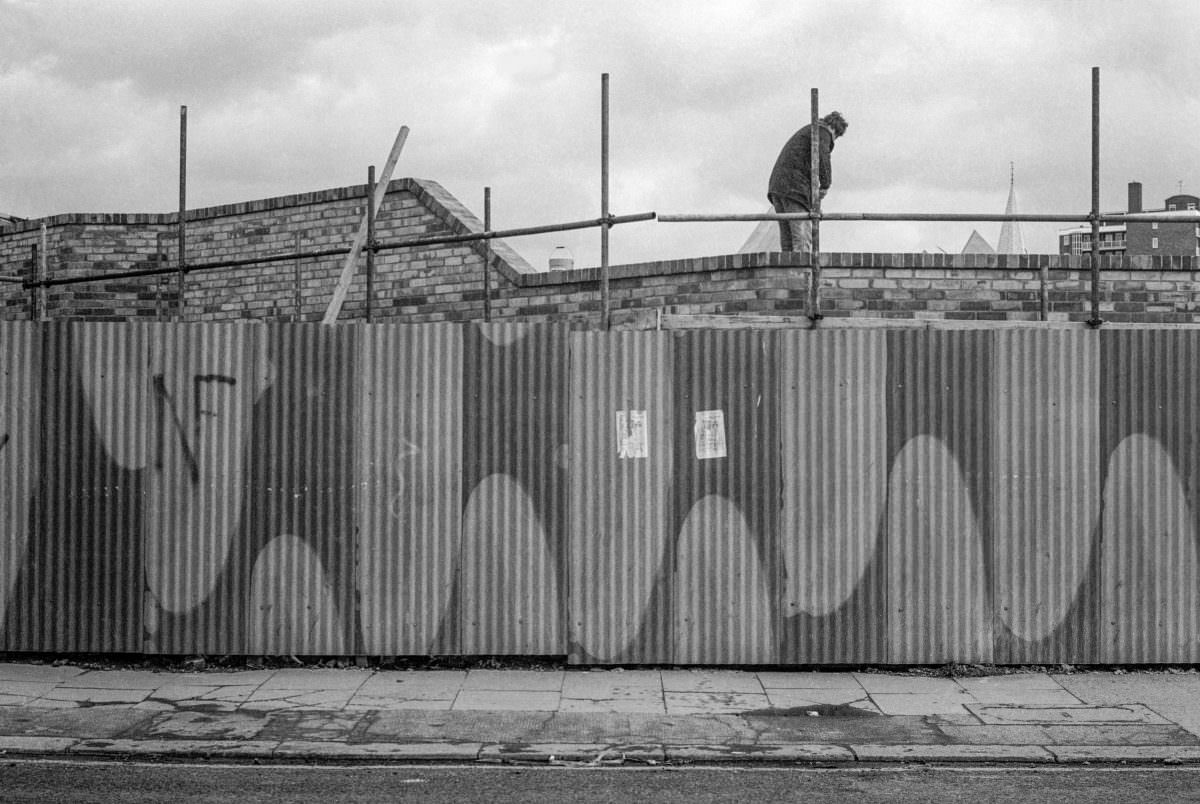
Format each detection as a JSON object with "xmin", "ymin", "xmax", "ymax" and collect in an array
[
  {"xmin": 1152, "ymin": 237, "xmax": 1159, "ymax": 249},
  {"xmin": 1153, "ymin": 222, "xmax": 1159, "ymax": 230},
  {"xmin": 1189, "ymin": 202, "xmax": 1198, "ymax": 210},
  {"xmin": 1168, "ymin": 203, "xmax": 1177, "ymax": 210}
]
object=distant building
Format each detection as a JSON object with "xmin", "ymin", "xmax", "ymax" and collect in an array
[
  {"xmin": 961, "ymin": 229, "xmax": 994, "ymax": 254},
  {"xmin": 996, "ymin": 168, "xmax": 1024, "ymax": 254},
  {"xmin": 959, "ymin": 167, "xmax": 1025, "ymax": 254},
  {"xmin": 1058, "ymin": 182, "xmax": 1200, "ymax": 258}
]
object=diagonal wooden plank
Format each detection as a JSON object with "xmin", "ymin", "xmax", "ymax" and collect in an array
[{"xmin": 322, "ymin": 126, "xmax": 410, "ymax": 324}]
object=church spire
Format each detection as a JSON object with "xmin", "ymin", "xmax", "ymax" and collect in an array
[{"xmin": 997, "ymin": 162, "xmax": 1025, "ymax": 254}]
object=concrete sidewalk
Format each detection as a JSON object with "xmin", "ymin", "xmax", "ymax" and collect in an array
[{"xmin": 2, "ymin": 662, "xmax": 1200, "ymax": 765}]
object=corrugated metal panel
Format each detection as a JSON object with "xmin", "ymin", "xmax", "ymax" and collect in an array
[
  {"xmin": 8, "ymin": 323, "xmax": 147, "ymax": 652},
  {"xmin": 461, "ymin": 323, "xmax": 568, "ymax": 655},
  {"xmin": 245, "ymin": 324, "xmax": 359, "ymax": 655},
  {"xmin": 779, "ymin": 329, "xmax": 888, "ymax": 664},
  {"xmin": 886, "ymin": 330, "xmax": 992, "ymax": 664},
  {"xmin": 992, "ymin": 329, "xmax": 1099, "ymax": 663},
  {"xmin": 568, "ymin": 331, "xmax": 673, "ymax": 664},
  {"xmin": 358, "ymin": 323, "xmax": 462, "ymax": 655},
  {"xmin": 142, "ymin": 322, "xmax": 267, "ymax": 655},
  {"xmin": 671, "ymin": 330, "xmax": 779, "ymax": 664},
  {"xmin": 10, "ymin": 320, "xmax": 1200, "ymax": 665},
  {"xmin": 1099, "ymin": 329, "xmax": 1200, "ymax": 663},
  {"xmin": 0, "ymin": 322, "xmax": 40, "ymax": 652}
]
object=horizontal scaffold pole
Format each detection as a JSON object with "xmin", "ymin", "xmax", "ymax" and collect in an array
[
  {"xmin": 658, "ymin": 212, "xmax": 1200, "ymax": 224},
  {"xmin": 23, "ymin": 211, "xmax": 658, "ymax": 289}
]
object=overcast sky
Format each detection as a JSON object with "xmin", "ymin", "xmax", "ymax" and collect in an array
[{"xmin": 2, "ymin": 0, "xmax": 1198, "ymax": 269}]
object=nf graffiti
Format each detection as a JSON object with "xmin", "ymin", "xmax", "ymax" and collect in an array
[{"xmin": 152, "ymin": 373, "xmax": 237, "ymax": 484}]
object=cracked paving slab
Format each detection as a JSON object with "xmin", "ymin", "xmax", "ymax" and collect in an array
[
  {"xmin": 1053, "ymin": 672, "xmax": 1200, "ymax": 739},
  {"xmin": 0, "ymin": 706, "xmax": 152, "ymax": 739},
  {"xmin": 133, "ymin": 684, "xmax": 260, "ymax": 712},
  {"xmin": 562, "ymin": 670, "xmax": 663, "ymax": 694},
  {"xmin": 139, "ymin": 709, "xmax": 271, "ymax": 741},
  {"xmin": 559, "ymin": 697, "xmax": 667, "ymax": 714},
  {"xmin": 870, "ymin": 692, "xmax": 976, "ymax": 716},
  {"xmin": 365, "ymin": 710, "xmax": 557, "ymax": 743},
  {"xmin": 260, "ymin": 669, "xmax": 371, "ymax": 691},
  {"xmin": 968, "ymin": 704, "xmax": 1171, "ymax": 725},
  {"xmin": 239, "ymin": 688, "xmax": 361, "ymax": 712},
  {"xmin": 345, "ymin": 696, "xmax": 454, "ymax": 711},
  {"xmin": 361, "ymin": 710, "xmax": 758, "ymax": 746},
  {"xmin": 487, "ymin": 713, "xmax": 645, "ymax": 743},
  {"xmin": 620, "ymin": 713, "xmax": 757, "ymax": 744},
  {"xmin": 255, "ymin": 710, "xmax": 371, "ymax": 741},
  {"xmin": 665, "ymin": 692, "xmax": 769, "ymax": 714},
  {"xmin": 660, "ymin": 670, "xmax": 763, "ymax": 695},
  {"xmin": 854, "ymin": 675, "xmax": 966, "ymax": 695},
  {"xmin": 956, "ymin": 673, "xmax": 1069, "ymax": 692},
  {"xmin": 462, "ymin": 670, "xmax": 563, "ymax": 692},
  {"xmin": 936, "ymin": 723, "xmax": 1200, "ymax": 746},
  {"xmin": 762, "ymin": 689, "xmax": 881, "ymax": 713},
  {"xmin": 742, "ymin": 712, "xmax": 943, "ymax": 746},
  {"xmin": 957, "ymin": 687, "xmax": 1083, "ymax": 706},
  {"xmin": 560, "ymin": 673, "xmax": 665, "ymax": 714},
  {"xmin": 0, "ymin": 682, "xmax": 61, "ymax": 702},
  {"xmin": 452, "ymin": 691, "xmax": 561, "ymax": 711},
  {"xmin": 756, "ymin": 672, "xmax": 864, "ymax": 691},
  {"xmin": 33, "ymin": 687, "xmax": 154, "ymax": 706},
  {"xmin": 62, "ymin": 671, "xmax": 175, "ymax": 690},
  {"xmin": 0, "ymin": 664, "xmax": 86, "ymax": 683},
  {"xmin": 346, "ymin": 672, "xmax": 464, "ymax": 711},
  {"xmin": 355, "ymin": 670, "xmax": 466, "ymax": 694}
]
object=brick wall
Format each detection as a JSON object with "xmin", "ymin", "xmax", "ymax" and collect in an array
[
  {"xmin": 1127, "ymin": 219, "xmax": 1200, "ymax": 257},
  {"xmin": 5, "ymin": 179, "xmax": 1200, "ymax": 325},
  {"xmin": 0, "ymin": 178, "xmax": 536, "ymax": 323},
  {"xmin": 486, "ymin": 252, "xmax": 1200, "ymax": 325}
]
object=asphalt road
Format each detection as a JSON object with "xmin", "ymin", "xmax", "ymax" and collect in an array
[{"xmin": 5, "ymin": 761, "xmax": 1200, "ymax": 803}]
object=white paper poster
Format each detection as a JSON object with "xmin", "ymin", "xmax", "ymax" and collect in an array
[
  {"xmin": 693, "ymin": 409, "xmax": 727, "ymax": 460},
  {"xmin": 615, "ymin": 410, "xmax": 649, "ymax": 459}
]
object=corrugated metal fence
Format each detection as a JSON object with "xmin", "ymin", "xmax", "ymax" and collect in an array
[{"xmin": 2, "ymin": 321, "xmax": 1198, "ymax": 664}]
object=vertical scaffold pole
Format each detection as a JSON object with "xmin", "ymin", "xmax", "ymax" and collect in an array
[
  {"xmin": 37, "ymin": 223, "xmax": 48, "ymax": 321},
  {"xmin": 29, "ymin": 244, "xmax": 38, "ymax": 321},
  {"xmin": 366, "ymin": 164, "xmax": 376, "ymax": 323},
  {"xmin": 1088, "ymin": 67, "xmax": 1102, "ymax": 327},
  {"xmin": 808, "ymin": 88, "xmax": 823, "ymax": 321},
  {"xmin": 293, "ymin": 232, "xmax": 302, "ymax": 322},
  {"xmin": 483, "ymin": 186, "xmax": 493, "ymax": 322},
  {"xmin": 178, "ymin": 105, "xmax": 187, "ymax": 322},
  {"xmin": 601, "ymin": 72, "xmax": 611, "ymax": 331},
  {"xmin": 155, "ymin": 232, "xmax": 165, "ymax": 321},
  {"xmin": 1040, "ymin": 260, "xmax": 1049, "ymax": 321}
]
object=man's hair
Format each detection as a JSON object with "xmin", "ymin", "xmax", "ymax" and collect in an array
[{"xmin": 822, "ymin": 111, "xmax": 848, "ymax": 136}]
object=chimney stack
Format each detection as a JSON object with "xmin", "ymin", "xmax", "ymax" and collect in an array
[
  {"xmin": 1128, "ymin": 181, "xmax": 1143, "ymax": 214},
  {"xmin": 548, "ymin": 245, "xmax": 574, "ymax": 272}
]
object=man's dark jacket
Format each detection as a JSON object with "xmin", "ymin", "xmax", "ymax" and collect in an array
[{"xmin": 768, "ymin": 123, "xmax": 834, "ymax": 209}]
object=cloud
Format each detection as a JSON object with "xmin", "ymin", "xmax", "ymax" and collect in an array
[
  {"xmin": 2, "ymin": 0, "xmax": 400, "ymax": 102},
  {"xmin": 2, "ymin": 0, "xmax": 1197, "ymax": 266}
]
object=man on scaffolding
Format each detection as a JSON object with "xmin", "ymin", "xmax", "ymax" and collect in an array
[{"xmin": 767, "ymin": 111, "xmax": 848, "ymax": 254}]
